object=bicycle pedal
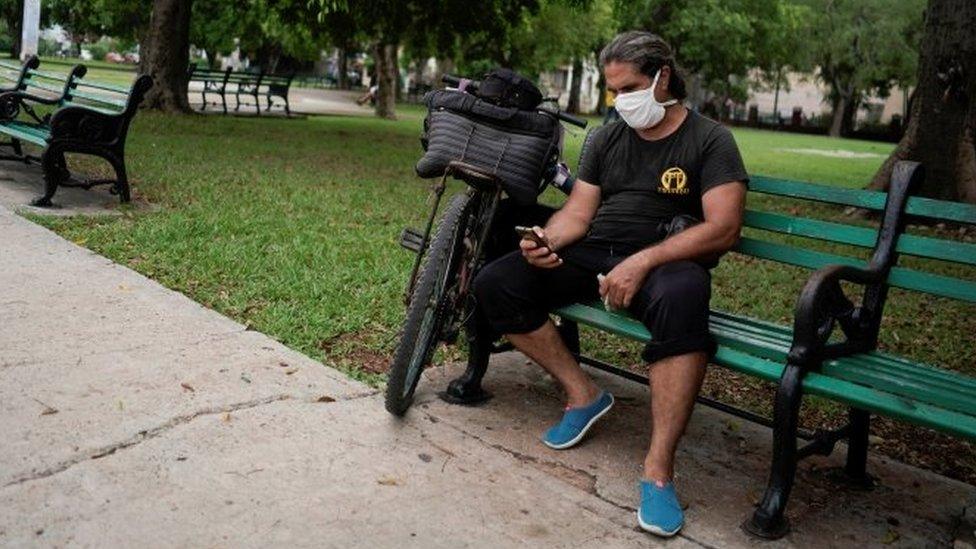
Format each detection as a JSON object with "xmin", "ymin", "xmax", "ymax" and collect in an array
[{"xmin": 399, "ymin": 227, "xmax": 425, "ymax": 253}]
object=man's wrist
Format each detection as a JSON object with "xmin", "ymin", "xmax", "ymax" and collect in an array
[{"xmin": 633, "ymin": 247, "xmax": 660, "ymax": 272}]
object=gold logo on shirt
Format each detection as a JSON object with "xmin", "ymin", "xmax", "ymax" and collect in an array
[{"xmin": 659, "ymin": 167, "xmax": 690, "ymax": 194}]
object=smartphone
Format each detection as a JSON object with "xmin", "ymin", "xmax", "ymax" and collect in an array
[{"xmin": 514, "ymin": 226, "xmax": 549, "ymax": 249}]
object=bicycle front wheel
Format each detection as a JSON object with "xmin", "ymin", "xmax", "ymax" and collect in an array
[{"xmin": 386, "ymin": 192, "xmax": 472, "ymax": 415}]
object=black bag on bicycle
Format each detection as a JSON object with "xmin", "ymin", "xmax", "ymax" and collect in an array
[
  {"xmin": 476, "ymin": 68, "xmax": 544, "ymax": 110},
  {"xmin": 416, "ymin": 89, "xmax": 562, "ymax": 205}
]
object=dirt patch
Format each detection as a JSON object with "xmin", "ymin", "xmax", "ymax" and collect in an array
[{"xmin": 319, "ymin": 331, "xmax": 390, "ymax": 374}]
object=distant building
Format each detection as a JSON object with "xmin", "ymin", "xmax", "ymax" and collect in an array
[{"xmin": 746, "ymin": 71, "xmax": 910, "ymax": 127}]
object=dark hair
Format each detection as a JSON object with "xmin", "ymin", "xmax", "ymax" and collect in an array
[{"xmin": 599, "ymin": 31, "xmax": 687, "ymax": 101}]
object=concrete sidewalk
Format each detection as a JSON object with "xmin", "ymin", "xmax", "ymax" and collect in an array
[{"xmin": 0, "ymin": 203, "xmax": 973, "ymax": 548}]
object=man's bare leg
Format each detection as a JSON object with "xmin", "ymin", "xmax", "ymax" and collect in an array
[
  {"xmin": 507, "ymin": 320, "xmax": 601, "ymax": 408},
  {"xmin": 644, "ymin": 352, "xmax": 707, "ymax": 481}
]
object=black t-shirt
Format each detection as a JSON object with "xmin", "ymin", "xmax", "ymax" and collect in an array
[{"xmin": 576, "ymin": 110, "xmax": 749, "ymax": 250}]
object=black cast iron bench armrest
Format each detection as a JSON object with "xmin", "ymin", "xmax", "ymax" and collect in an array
[
  {"xmin": 47, "ymin": 105, "xmax": 127, "ymax": 145},
  {"xmin": 788, "ymin": 263, "xmax": 884, "ymax": 367},
  {"xmin": 0, "ymin": 90, "xmax": 60, "ymax": 123}
]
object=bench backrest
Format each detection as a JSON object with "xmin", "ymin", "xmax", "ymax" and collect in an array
[
  {"xmin": 737, "ymin": 166, "xmax": 976, "ymax": 305},
  {"xmin": 0, "ymin": 55, "xmax": 39, "ymax": 91},
  {"xmin": 62, "ymin": 75, "xmax": 145, "ymax": 116},
  {"xmin": 187, "ymin": 65, "xmax": 232, "ymax": 84},
  {"xmin": 10, "ymin": 61, "xmax": 87, "ymax": 107}
]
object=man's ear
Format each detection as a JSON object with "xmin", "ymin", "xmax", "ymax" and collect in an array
[{"xmin": 657, "ymin": 65, "xmax": 672, "ymax": 100}]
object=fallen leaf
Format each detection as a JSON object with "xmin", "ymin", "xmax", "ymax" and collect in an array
[
  {"xmin": 285, "ymin": 368, "xmax": 298, "ymax": 375},
  {"xmin": 222, "ymin": 413, "xmax": 232, "ymax": 423},
  {"xmin": 180, "ymin": 382, "xmax": 195, "ymax": 393},
  {"xmin": 240, "ymin": 374, "xmax": 251, "ymax": 384},
  {"xmin": 377, "ymin": 476, "xmax": 401, "ymax": 486},
  {"xmin": 418, "ymin": 453, "xmax": 433, "ymax": 463},
  {"xmin": 278, "ymin": 362, "xmax": 289, "ymax": 368},
  {"xmin": 316, "ymin": 396, "xmax": 335, "ymax": 403},
  {"xmin": 881, "ymin": 529, "xmax": 900, "ymax": 544}
]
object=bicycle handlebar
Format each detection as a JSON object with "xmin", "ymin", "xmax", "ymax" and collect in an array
[{"xmin": 441, "ymin": 74, "xmax": 587, "ymax": 129}]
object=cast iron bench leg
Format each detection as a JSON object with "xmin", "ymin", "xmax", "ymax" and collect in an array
[
  {"xmin": 744, "ymin": 362, "xmax": 804, "ymax": 539},
  {"xmin": 109, "ymin": 155, "xmax": 130, "ymax": 203},
  {"xmin": 845, "ymin": 408, "xmax": 873, "ymax": 486},
  {"xmin": 31, "ymin": 144, "xmax": 65, "ymax": 207}
]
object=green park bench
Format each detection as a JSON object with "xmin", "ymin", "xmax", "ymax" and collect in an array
[
  {"xmin": 551, "ymin": 161, "xmax": 976, "ymax": 538},
  {"xmin": 187, "ymin": 65, "xmax": 294, "ymax": 116},
  {"xmin": 0, "ymin": 57, "xmax": 152, "ymax": 206}
]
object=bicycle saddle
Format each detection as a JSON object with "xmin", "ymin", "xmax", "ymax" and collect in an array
[{"xmin": 447, "ymin": 161, "xmax": 499, "ymax": 191}]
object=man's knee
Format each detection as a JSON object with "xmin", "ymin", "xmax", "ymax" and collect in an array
[
  {"xmin": 472, "ymin": 252, "xmax": 548, "ymax": 334},
  {"xmin": 643, "ymin": 261, "xmax": 711, "ymax": 315},
  {"xmin": 635, "ymin": 261, "xmax": 715, "ymax": 363}
]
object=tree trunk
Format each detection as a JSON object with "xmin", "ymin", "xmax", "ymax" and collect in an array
[
  {"xmin": 567, "ymin": 57, "xmax": 584, "ymax": 114},
  {"xmin": 140, "ymin": 0, "xmax": 193, "ymax": 113},
  {"xmin": 10, "ymin": 0, "xmax": 23, "ymax": 59},
  {"xmin": 337, "ymin": 47, "xmax": 349, "ymax": 89},
  {"xmin": 374, "ymin": 42, "xmax": 398, "ymax": 120},
  {"xmin": 869, "ymin": 0, "xmax": 976, "ymax": 203},
  {"xmin": 829, "ymin": 94, "xmax": 847, "ymax": 137},
  {"xmin": 773, "ymin": 68, "xmax": 782, "ymax": 122}
]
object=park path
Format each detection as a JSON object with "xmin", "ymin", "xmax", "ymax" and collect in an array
[{"xmin": 0, "ymin": 199, "xmax": 973, "ymax": 548}]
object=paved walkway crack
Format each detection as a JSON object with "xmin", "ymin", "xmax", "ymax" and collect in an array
[
  {"xmin": 3, "ymin": 392, "xmax": 359, "ymax": 489},
  {"xmin": 422, "ymin": 410, "xmax": 717, "ymax": 548}
]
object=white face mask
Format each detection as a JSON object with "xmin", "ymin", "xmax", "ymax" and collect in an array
[{"xmin": 613, "ymin": 69, "xmax": 677, "ymax": 129}]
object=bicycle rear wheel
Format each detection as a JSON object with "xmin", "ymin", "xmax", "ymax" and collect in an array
[{"xmin": 386, "ymin": 192, "xmax": 472, "ymax": 415}]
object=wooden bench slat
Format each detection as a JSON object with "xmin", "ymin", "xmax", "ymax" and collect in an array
[
  {"xmin": 750, "ymin": 176, "xmax": 887, "ymax": 210},
  {"xmin": 733, "ymin": 236, "xmax": 863, "ymax": 270},
  {"xmin": 734, "ymin": 237, "xmax": 976, "ymax": 302},
  {"xmin": 67, "ymin": 89, "xmax": 128, "ymax": 109},
  {"xmin": 25, "ymin": 68, "xmax": 71, "ymax": 82},
  {"xmin": 744, "ymin": 210, "xmax": 876, "ymax": 247},
  {"xmin": 886, "ymin": 267, "xmax": 976, "ymax": 302},
  {"xmin": 710, "ymin": 321, "xmax": 976, "ymax": 415},
  {"xmin": 905, "ymin": 195, "xmax": 976, "ymax": 225},
  {"xmin": 0, "ymin": 121, "xmax": 50, "ymax": 145},
  {"xmin": 712, "ymin": 309, "xmax": 976, "ymax": 397},
  {"xmin": 751, "ymin": 175, "xmax": 976, "ymax": 225},
  {"xmin": 744, "ymin": 210, "xmax": 976, "ymax": 265},
  {"xmin": 23, "ymin": 80, "xmax": 65, "ymax": 95},
  {"xmin": 76, "ymin": 80, "xmax": 131, "ymax": 94},
  {"xmin": 713, "ymin": 347, "xmax": 976, "ymax": 440}
]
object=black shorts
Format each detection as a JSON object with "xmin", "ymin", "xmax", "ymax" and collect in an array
[{"xmin": 473, "ymin": 203, "xmax": 715, "ymax": 364}]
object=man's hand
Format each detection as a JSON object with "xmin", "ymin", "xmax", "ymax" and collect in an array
[
  {"xmin": 599, "ymin": 254, "xmax": 652, "ymax": 309},
  {"xmin": 520, "ymin": 226, "xmax": 563, "ymax": 269}
]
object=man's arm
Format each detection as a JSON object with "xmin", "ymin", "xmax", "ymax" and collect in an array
[
  {"xmin": 600, "ymin": 181, "xmax": 746, "ymax": 308},
  {"xmin": 521, "ymin": 179, "xmax": 601, "ymax": 268}
]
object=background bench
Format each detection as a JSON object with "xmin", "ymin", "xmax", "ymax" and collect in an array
[
  {"xmin": 187, "ymin": 65, "xmax": 294, "ymax": 116},
  {"xmin": 0, "ymin": 58, "xmax": 152, "ymax": 206},
  {"xmin": 443, "ymin": 160, "xmax": 976, "ymax": 539}
]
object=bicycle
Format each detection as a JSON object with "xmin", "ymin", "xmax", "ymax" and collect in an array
[{"xmin": 385, "ymin": 74, "xmax": 587, "ymax": 416}]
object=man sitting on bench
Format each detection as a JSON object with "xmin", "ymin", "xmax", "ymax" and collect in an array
[{"xmin": 473, "ymin": 31, "xmax": 748, "ymax": 537}]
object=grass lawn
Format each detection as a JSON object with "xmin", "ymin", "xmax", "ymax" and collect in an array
[{"xmin": 20, "ymin": 104, "xmax": 975, "ymax": 482}]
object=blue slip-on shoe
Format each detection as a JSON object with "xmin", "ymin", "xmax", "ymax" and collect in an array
[
  {"xmin": 637, "ymin": 479, "xmax": 684, "ymax": 537},
  {"xmin": 542, "ymin": 391, "xmax": 614, "ymax": 450}
]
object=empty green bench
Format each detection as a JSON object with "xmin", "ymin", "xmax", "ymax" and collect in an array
[
  {"xmin": 187, "ymin": 65, "xmax": 294, "ymax": 116},
  {"xmin": 0, "ymin": 57, "xmax": 152, "ymax": 206},
  {"xmin": 554, "ymin": 161, "xmax": 975, "ymax": 538}
]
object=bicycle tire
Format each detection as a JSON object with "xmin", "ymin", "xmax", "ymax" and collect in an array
[{"xmin": 386, "ymin": 192, "xmax": 472, "ymax": 415}]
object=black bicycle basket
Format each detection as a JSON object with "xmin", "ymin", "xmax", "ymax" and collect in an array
[{"xmin": 416, "ymin": 89, "xmax": 562, "ymax": 204}]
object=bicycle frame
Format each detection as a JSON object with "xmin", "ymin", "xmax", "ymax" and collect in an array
[{"xmin": 404, "ymin": 165, "xmax": 504, "ymax": 342}]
